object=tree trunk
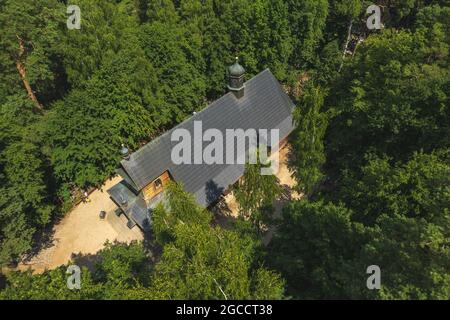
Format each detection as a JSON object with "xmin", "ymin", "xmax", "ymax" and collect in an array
[
  {"xmin": 338, "ymin": 20, "xmax": 353, "ymax": 73},
  {"xmin": 16, "ymin": 35, "xmax": 42, "ymax": 111}
]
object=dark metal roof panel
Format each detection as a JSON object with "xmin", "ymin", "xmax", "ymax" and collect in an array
[
  {"xmin": 120, "ymin": 69, "xmax": 295, "ymax": 203},
  {"xmin": 107, "ymin": 181, "xmax": 150, "ymax": 231},
  {"xmin": 116, "ymin": 168, "xmax": 139, "ymax": 192},
  {"xmin": 108, "ymin": 181, "xmax": 136, "ymax": 206},
  {"xmin": 129, "ymin": 197, "xmax": 151, "ymax": 231},
  {"xmin": 193, "ymin": 164, "xmax": 245, "ymax": 207}
]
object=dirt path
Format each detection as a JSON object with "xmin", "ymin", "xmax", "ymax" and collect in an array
[
  {"xmin": 18, "ymin": 176, "xmax": 143, "ymax": 273},
  {"xmin": 263, "ymin": 145, "xmax": 302, "ymax": 245}
]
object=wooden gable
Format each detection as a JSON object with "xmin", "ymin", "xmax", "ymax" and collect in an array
[{"xmin": 142, "ymin": 171, "xmax": 171, "ymax": 201}]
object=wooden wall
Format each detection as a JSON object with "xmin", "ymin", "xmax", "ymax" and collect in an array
[{"xmin": 142, "ymin": 171, "xmax": 171, "ymax": 201}]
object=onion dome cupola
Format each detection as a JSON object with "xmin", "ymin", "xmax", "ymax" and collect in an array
[{"xmin": 228, "ymin": 57, "xmax": 245, "ymax": 99}]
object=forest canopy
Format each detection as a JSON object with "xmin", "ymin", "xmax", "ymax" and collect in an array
[{"xmin": 0, "ymin": 0, "xmax": 448, "ymax": 300}]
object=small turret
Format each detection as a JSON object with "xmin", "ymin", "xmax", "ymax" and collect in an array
[{"xmin": 228, "ymin": 57, "xmax": 245, "ymax": 99}]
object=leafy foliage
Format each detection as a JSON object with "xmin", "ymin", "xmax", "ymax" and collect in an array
[
  {"xmin": 0, "ymin": 0, "xmax": 448, "ymax": 301},
  {"xmin": 151, "ymin": 183, "xmax": 284, "ymax": 299},
  {"xmin": 290, "ymin": 84, "xmax": 329, "ymax": 196},
  {"xmin": 234, "ymin": 152, "xmax": 282, "ymax": 232},
  {"xmin": 268, "ymin": 200, "xmax": 367, "ymax": 299},
  {"xmin": 271, "ymin": 3, "xmax": 449, "ymax": 300},
  {"xmin": 152, "ymin": 182, "xmax": 212, "ymax": 245},
  {"xmin": 326, "ymin": 17, "xmax": 449, "ymax": 175},
  {"xmin": 0, "ymin": 242, "xmax": 149, "ymax": 300}
]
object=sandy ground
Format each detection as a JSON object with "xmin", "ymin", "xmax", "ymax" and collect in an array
[
  {"xmin": 263, "ymin": 144, "xmax": 302, "ymax": 244},
  {"xmin": 17, "ymin": 176, "xmax": 143, "ymax": 273},
  {"xmin": 16, "ymin": 144, "xmax": 298, "ymax": 273},
  {"xmin": 216, "ymin": 144, "xmax": 301, "ymax": 244}
]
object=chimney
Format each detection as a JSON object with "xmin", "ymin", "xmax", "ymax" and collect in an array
[
  {"xmin": 120, "ymin": 144, "xmax": 130, "ymax": 161},
  {"xmin": 228, "ymin": 57, "xmax": 245, "ymax": 99}
]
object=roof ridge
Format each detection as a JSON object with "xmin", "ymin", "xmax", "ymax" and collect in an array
[{"xmin": 119, "ymin": 67, "xmax": 296, "ymax": 195}]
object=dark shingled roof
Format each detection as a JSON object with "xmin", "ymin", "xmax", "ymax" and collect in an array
[
  {"xmin": 114, "ymin": 69, "xmax": 295, "ymax": 210},
  {"xmin": 108, "ymin": 181, "xmax": 151, "ymax": 231}
]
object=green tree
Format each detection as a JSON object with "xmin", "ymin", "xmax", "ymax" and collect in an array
[
  {"xmin": 269, "ymin": 150, "xmax": 450, "ymax": 299},
  {"xmin": 152, "ymin": 182, "xmax": 212, "ymax": 245},
  {"xmin": 45, "ymin": 88, "xmax": 120, "ymax": 188},
  {"xmin": 337, "ymin": 151, "xmax": 450, "ymax": 226},
  {"xmin": 145, "ymin": 0, "xmax": 179, "ymax": 24},
  {"xmin": 0, "ymin": 0, "xmax": 65, "ymax": 107},
  {"xmin": 290, "ymin": 84, "xmax": 329, "ymax": 196},
  {"xmin": 0, "ymin": 267, "xmax": 101, "ymax": 300},
  {"xmin": 234, "ymin": 153, "xmax": 282, "ymax": 233},
  {"xmin": 248, "ymin": 0, "xmax": 294, "ymax": 80},
  {"xmin": 150, "ymin": 222, "xmax": 284, "ymax": 299},
  {"xmin": 0, "ymin": 95, "xmax": 53, "ymax": 266},
  {"xmin": 0, "ymin": 184, "xmax": 36, "ymax": 266},
  {"xmin": 213, "ymin": 0, "xmax": 255, "ymax": 96},
  {"xmin": 325, "ymin": 14, "xmax": 449, "ymax": 176},
  {"xmin": 0, "ymin": 241, "xmax": 150, "ymax": 300},
  {"xmin": 151, "ymin": 182, "xmax": 284, "ymax": 299},
  {"xmin": 286, "ymin": 0, "xmax": 329, "ymax": 69},
  {"xmin": 139, "ymin": 21, "xmax": 206, "ymax": 123},
  {"xmin": 47, "ymin": 33, "xmax": 163, "ymax": 189},
  {"xmin": 92, "ymin": 241, "xmax": 152, "ymax": 299},
  {"xmin": 268, "ymin": 200, "xmax": 367, "ymax": 299},
  {"xmin": 61, "ymin": 0, "xmax": 141, "ymax": 87},
  {"xmin": 360, "ymin": 212, "xmax": 449, "ymax": 300},
  {"xmin": 339, "ymin": 151, "xmax": 450, "ymax": 299},
  {"xmin": 85, "ymin": 52, "xmax": 156, "ymax": 148},
  {"xmin": 177, "ymin": 0, "xmax": 232, "ymax": 99}
]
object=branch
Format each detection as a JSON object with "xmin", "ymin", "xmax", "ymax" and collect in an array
[
  {"xmin": 338, "ymin": 20, "xmax": 353, "ymax": 73},
  {"xmin": 15, "ymin": 35, "xmax": 43, "ymax": 112},
  {"xmin": 213, "ymin": 278, "xmax": 228, "ymax": 300}
]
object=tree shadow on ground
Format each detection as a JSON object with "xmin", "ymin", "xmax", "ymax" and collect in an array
[
  {"xmin": 205, "ymin": 179, "xmax": 239, "ymax": 230},
  {"xmin": 211, "ymin": 199, "xmax": 237, "ymax": 230},
  {"xmin": 70, "ymin": 252, "xmax": 102, "ymax": 273},
  {"xmin": 70, "ymin": 237, "xmax": 160, "ymax": 274},
  {"xmin": 16, "ymin": 220, "xmax": 60, "ymax": 268},
  {"xmin": 142, "ymin": 231, "xmax": 162, "ymax": 263},
  {"xmin": 0, "ymin": 272, "xmax": 6, "ymax": 290}
]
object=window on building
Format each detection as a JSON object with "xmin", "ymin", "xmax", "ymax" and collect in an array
[{"xmin": 154, "ymin": 178, "xmax": 162, "ymax": 189}]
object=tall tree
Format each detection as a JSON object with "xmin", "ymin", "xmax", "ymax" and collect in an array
[
  {"xmin": 152, "ymin": 182, "xmax": 212, "ymax": 245},
  {"xmin": 325, "ymin": 10, "xmax": 449, "ymax": 176},
  {"xmin": 268, "ymin": 200, "xmax": 368, "ymax": 299},
  {"xmin": 92, "ymin": 241, "xmax": 152, "ymax": 299},
  {"xmin": 151, "ymin": 183, "xmax": 284, "ymax": 299},
  {"xmin": 0, "ymin": 267, "xmax": 101, "ymax": 300},
  {"xmin": 234, "ymin": 153, "xmax": 282, "ymax": 233},
  {"xmin": 286, "ymin": 0, "xmax": 329, "ymax": 69},
  {"xmin": 150, "ymin": 222, "xmax": 284, "ymax": 299},
  {"xmin": 45, "ymin": 88, "xmax": 120, "ymax": 188},
  {"xmin": 61, "ymin": 0, "xmax": 147, "ymax": 87},
  {"xmin": 139, "ymin": 21, "xmax": 206, "ymax": 123},
  {"xmin": 0, "ymin": 0, "xmax": 65, "ymax": 108},
  {"xmin": 47, "ymin": 27, "xmax": 163, "ymax": 189},
  {"xmin": 177, "ymin": 0, "xmax": 231, "ymax": 98},
  {"xmin": 269, "ymin": 153, "xmax": 450, "ymax": 301},
  {"xmin": 290, "ymin": 84, "xmax": 328, "ymax": 197},
  {"xmin": 0, "ymin": 95, "xmax": 53, "ymax": 266},
  {"xmin": 0, "ymin": 242, "xmax": 150, "ymax": 299},
  {"xmin": 248, "ymin": 0, "xmax": 294, "ymax": 80}
]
